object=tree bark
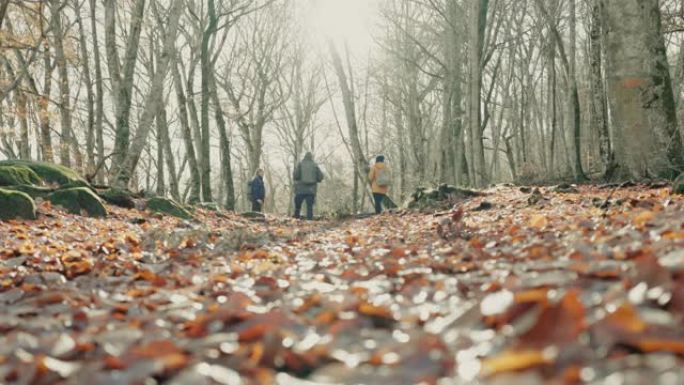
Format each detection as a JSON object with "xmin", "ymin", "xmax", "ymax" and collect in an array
[
  {"xmin": 90, "ymin": 0, "xmax": 105, "ymax": 183},
  {"xmin": 75, "ymin": 0, "xmax": 95, "ymax": 174},
  {"xmin": 589, "ymin": 0, "xmax": 615, "ymax": 178},
  {"xmin": 602, "ymin": 0, "xmax": 684, "ymax": 178},
  {"xmin": 50, "ymin": 0, "xmax": 74, "ymax": 167},
  {"xmin": 158, "ymin": 103, "xmax": 180, "ymax": 200},
  {"xmin": 39, "ymin": 46, "xmax": 54, "ymax": 162},
  {"xmin": 468, "ymin": 0, "xmax": 489, "ymax": 187},
  {"xmin": 173, "ymin": 61, "xmax": 202, "ymax": 203},
  {"xmin": 199, "ymin": 0, "xmax": 219, "ymax": 203},
  {"xmin": 115, "ymin": 0, "xmax": 183, "ymax": 187},
  {"xmin": 0, "ymin": 0, "xmax": 9, "ymax": 32},
  {"xmin": 210, "ymin": 76, "xmax": 235, "ymax": 210},
  {"xmin": 106, "ymin": 0, "xmax": 146, "ymax": 169},
  {"xmin": 16, "ymin": 90, "xmax": 29, "ymax": 159},
  {"xmin": 328, "ymin": 40, "xmax": 369, "ymax": 188},
  {"xmin": 534, "ymin": 0, "xmax": 587, "ymax": 180}
]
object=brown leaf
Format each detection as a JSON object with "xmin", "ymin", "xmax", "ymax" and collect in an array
[{"xmin": 517, "ymin": 290, "xmax": 585, "ymax": 348}]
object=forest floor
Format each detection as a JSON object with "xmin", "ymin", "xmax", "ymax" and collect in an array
[{"xmin": 0, "ymin": 184, "xmax": 683, "ymax": 385}]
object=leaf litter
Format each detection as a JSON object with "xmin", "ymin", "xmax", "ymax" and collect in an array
[{"xmin": 0, "ymin": 185, "xmax": 683, "ymax": 384}]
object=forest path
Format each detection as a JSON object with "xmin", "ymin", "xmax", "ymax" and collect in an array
[{"xmin": 0, "ymin": 184, "xmax": 683, "ymax": 384}]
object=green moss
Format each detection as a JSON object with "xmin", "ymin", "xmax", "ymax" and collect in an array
[
  {"xmin": 0, "ymin": 165, "xmax": 42, "ymax": 186},
  {"xmin": 100, "ymin": 188, "xmax": 136, "ymax": 209},
  {"xmin": 4, "ymin": 184, "xmax": 55, "ymax": 199},
  {"xmin": 48, "ymin": 187, "xmax": 107, "ymax": 218},
  {"xmin": 0, "ymin": 160, "xmax": 87, "ymax": 186},
  {"xmin": 0, "ymin": 188, "xmax": 37, "ymax": 220},
  {"xmin": 674, "ymin": 173, "xmax": 684, "ymax": 194},
  {"xmin": 146, "ymin": 197, "xmax": 193, "ymax": 220}
]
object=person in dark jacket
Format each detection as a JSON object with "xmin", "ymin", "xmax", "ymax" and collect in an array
[
  {"xmin": 248, "ymin": 169, "xmax": 266, "ymax": 212},
  {"xmin": 293, "ymin": 152, "xmax": 324, "ymax": 220}
]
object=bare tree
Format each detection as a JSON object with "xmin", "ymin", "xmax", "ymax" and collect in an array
[
  {"xmin": 115, "ymin": 0, "xmax": 184, "ymax": 187},
  {"xmin": 106, "ymin": 0, "xmax": 146, "ymax": 171}
]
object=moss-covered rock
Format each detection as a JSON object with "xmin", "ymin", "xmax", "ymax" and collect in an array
[
  {"xmin": 48, "ymin": 187, "xmax": 107, "ymax": 217},
  {"xmin": 100, "ymin": 188, "xmax": 136, "ymax": 209},
  {"xmin": 0, "ymin": 188, "xmax": 37, "ymax": 220},
  {"xmin": 4, "ymin": 184, "xmax": 55, "ymax": 199},
  {"xmin": 0, "ymin": 160, "xmax": 87, "ymax": 186},
  {"xmin": 405, "ymin": 184, "xmax": 482, "ymax": 209},
  {"xmin": 146, "ymin": 197, "xmax": 193, "ymax": 220},
  {"xmin": 673, "ymin": 173, "xmax": 684, "ymax": 195},
  {"xmin": 0, "ymin": 165, "xmax": 42, "ymax": 186},
  {"xmin": 197, "ymin": 202, "xmax": 220, "ymax": 212}
]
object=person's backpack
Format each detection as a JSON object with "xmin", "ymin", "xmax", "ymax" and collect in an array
[
  {"xmin": 300, "ymin": 161, "xmax": 318, "ymax": 184},
  {"xmin": 376, "ymin": 167, "xmax": 390, "ymax": 187}
]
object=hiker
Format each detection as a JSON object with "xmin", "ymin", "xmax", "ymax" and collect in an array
[
  {"xmin": 368, "ymin": 155, "xmax": 391, "ymax": 214},
  {"xmin": 248, "ymin": 169, "xmax": 266, "ymax": 212},
  {"xmin": 293, "ymin": 152, "xmax": 324, "ymax": 220}
]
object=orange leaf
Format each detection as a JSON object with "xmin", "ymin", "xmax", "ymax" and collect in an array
[
  {"xmin": 633, "ymin": 338, "xmax": 684, "ymax": 354},
  {"xmin": 481, "ymin": 349, "xmax": 553, "ymax": 376},
  {"xmin": 358, "ymin": 302, "xmax": 394, "ymax": 320},
  {"xmin": 529, "ymin": 215, "xmax": 548, "ymax": 229},
  {"xmin": 633, "ymin": 210, "xmax": 655, "ymax": 228},
  {"xmin": 514, "ymin": 289, "xmax": 549, "ymax": 304},
  {"xmin": 103, "ymin": 355, "xmax": 126, "ymax": 370},
  {"xmin": 604, "ymin": 304, "xmax": 646, "ymax": 333},
  {"xmin": 134, "ymin": 269, "xmax": 167, "ymax": 287},
  {"xmin": 129, "ymin": 340, "xmax": 189, "ymax": 370}
]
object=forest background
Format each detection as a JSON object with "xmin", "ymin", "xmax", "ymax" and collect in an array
[{"xmin": 1, "ymin": 0, "xmax": 683, "ymax": 215}]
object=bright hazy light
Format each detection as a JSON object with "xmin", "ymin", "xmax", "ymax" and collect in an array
[{"xmin": 304, "ymin": 0, "xmax": 378, "ymax": 54}]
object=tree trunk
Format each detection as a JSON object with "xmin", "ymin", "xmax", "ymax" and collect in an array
[
  {"xmin": 115, "ymin": 0, "xmax": 183, "ymax": 187},
  {"xmin": 534, "ymin": 0, "xmax": 587, "ymax": 181},
  {"xmin": 156, "ymin": 125, "xmax": 165, "ymax": 196},
  {"xmin": 106, "ymin": 0, "xmax": 146, "ymax": 169},
  {"xmin": 39, "ymin": 46, "xmax": 54, "ymax": 162},
  {"xmin": 568, "ymin": 0, "xmax": 586, "ymax": 181},
  {"xmin": 76, "ymin": 0, "xmax": 95, "ymax": 174},
  {"xmin": 468, "ymin": 0, "xmax": 489, "ymax": 187},
  {"xmin": 0, "ymin": 0, "xmax": 9, "ymax": 31},
  {"xmin": 602, "ymin": 0, "xmax": 684, "ymax": 178},
  {"xmin": 328, "ymin": 40, "xmax": 369, "ymax": 188},
  {"xmin": 158, "ymin": 104, "xmax": 180, "ymax": 200},
  {"xmin": 90, "ymin": 0, "xmax": 105, "ymax": 183},
  {"xmin": 199, "ymin": 0, "xmax": 219, "ymax": 203},
  {"xmin": 210, "ymin": 75, "xmax": 235, "ymax": 210},
  {"xmin": 589, "ymin": 0, "xmax": 615, "ymax": 178},
  {"xmin": 16, "ymin": 90, "xmax": 29, "ymax": 159},
  {"xmin": 50, "ymin": 0, "xmax": 73, "ymax": 167},
  {"xmin": 173, "ymin": 61, "xmax": 201, "ymax": 203}
]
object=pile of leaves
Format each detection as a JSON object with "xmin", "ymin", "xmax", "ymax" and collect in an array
[{"xmin": 0, "ymin": 184, "xmax": 683, "ymax": 384}]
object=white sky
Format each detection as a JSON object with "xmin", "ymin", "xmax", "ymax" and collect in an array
[{"xmin": 303, "ymin": 0, "xmax": 380, "ymax": 55}]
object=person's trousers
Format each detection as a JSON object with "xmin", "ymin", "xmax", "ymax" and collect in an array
[
  {"xmin": 294, "ymin": 193, "xmax": 315, "ymax": 220},
  {"xmin": 251, "ymin": 200, "xmax": 262, "ymax": 212},
  {"xmin": 373, "ymin": 193, "xmax": 385, "ymax": 214}
]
